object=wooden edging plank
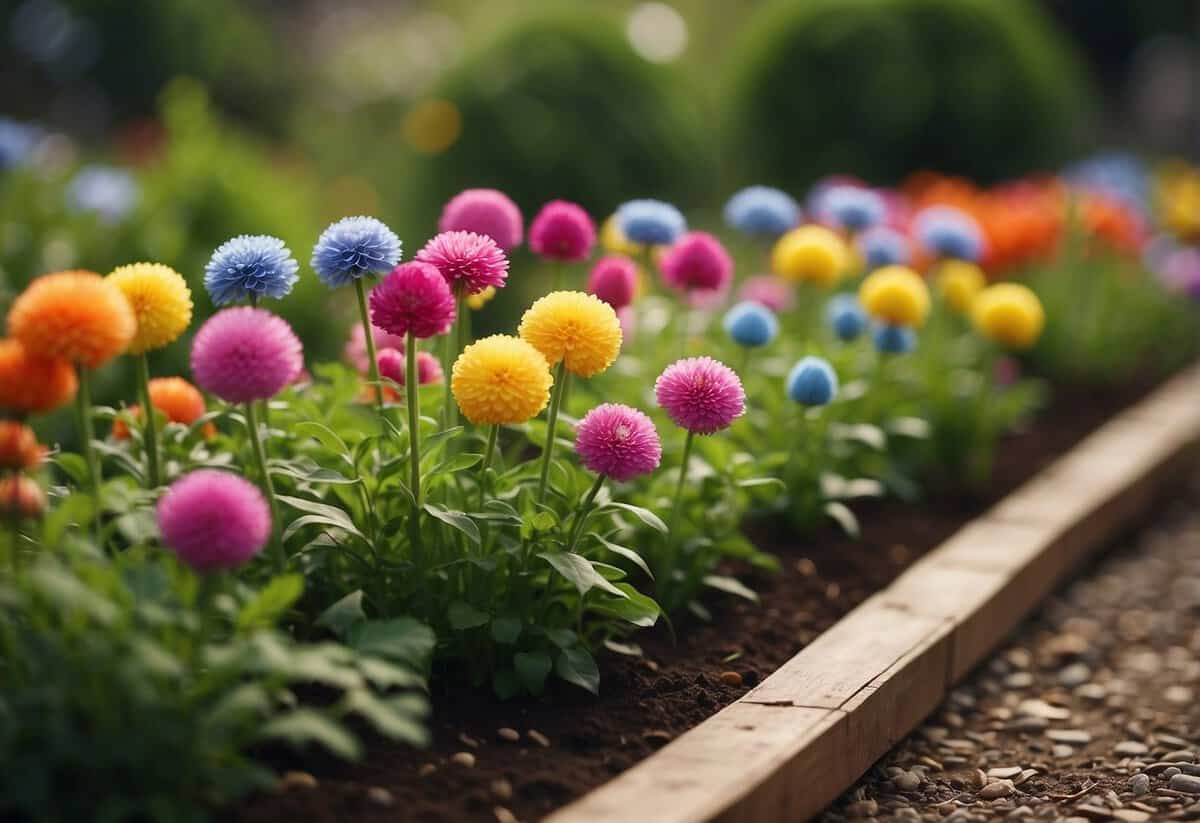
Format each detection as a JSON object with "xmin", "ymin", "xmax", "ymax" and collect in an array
[{"xmin": 547, "ymin": 364, "xmax": 1200, "ymax": 823}]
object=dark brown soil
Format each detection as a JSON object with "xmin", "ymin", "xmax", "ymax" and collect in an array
[{"xmin": 231, "ymin": 378, "xmax": 1157, "ymax": 823}]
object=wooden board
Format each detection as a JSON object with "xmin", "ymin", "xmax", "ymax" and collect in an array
[{"xmin": 546, "ymin": 365, "xmax": 1200, "ymax": 823}]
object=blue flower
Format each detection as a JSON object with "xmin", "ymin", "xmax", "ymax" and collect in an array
[
  {"xmin": 311, "ymin": 216, "xmax": 402, "ymax": 288},
  {"xmin": 723, "ymin": 300, "xmax": 779, "ymax": 348},
  {"xmin": 872, "ymin": 323, "xmax": 917, "ymax": 355},
  {"xmin": 856, "ymin": 226, "xmax": 911, "ymax": 269},
  {"xmin": 616, "ymin": 199, "xmax": 686, "ymax": 246},
  {"xmin": 0, "ymin": 117, "xmax": 43, "ymax": 169},
  {"xmin": 826, "ymin": 294, "xmax": 867, "ymax": 341},
  {"xmin": 205, "ymin": 235, "xmax": 300, "ymax": 306},
  {"xmin": 786, "ymin": 356, "xmax": 838, "ymax": 406},
  {"xmin": 820, "ymin": 185, "xmax": 885, "ymax": 232},
  {"xmin": 723, "ymin": 186, "xmax": 800, "ymax": 236},
  {"xmin": 1065, "ymin": 152, "xmax": 1150, "ymax": 215},
  {"xmin": 914, "ymin": 206, "xmax": 983, "ymax": 262},
  {"xmin": 65, "ymin": 164, "xmax": 138, "ymax": 223}
]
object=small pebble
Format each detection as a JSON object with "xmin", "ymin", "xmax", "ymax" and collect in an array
[
  {"xmin": 497, "ymin": 727, "xmax": 521, "ymax": 743},
  {"xmin": 988, "ymin": 766, "xmax": 1023, "ymax": 779},
  {"xmin": 719, "ymin": 671, "xmax": 744, "ymax": 687},
  {"xmin": 491, "ymin": 778, "xmax": 513, "ymax": 800},
  {"xmin": 277, "ymin": 771, "xmax": 317, "ymax": 792},
  {"xmin": 1058, "ymin": 662, "xmax": 1092, "ymax": 687},
  {"xmin": 1112, "ymin": 811, "xmax": 1151, "ymax": 822},
  {"xmin": 459, "ymin": 732, "xmax": 480, "ymax": 749},
  {"xmin": 1131, "ymin": 773, "xmax": 1151, "ymax": 795},
  {"xmin": 451, "ymin": 752, "xmax": 476, "ymax": 768},
  {"xmin": 418, "ymin": 763, "xmax": 437, "ymax": 777},
  {"xmin": 1047, "ymin": 729, "xmax": 1093, "ymax": 745},
  {"xmin": 643, "ymin": 729, "xmax": 672, "ymax": 746},
  {"xmin": 894, "ymin": 770, "xmax": 921, "ymax": 791},
  {"xmin": 1115, "ymin": 741, "xmax": 1150, "ymax": 756},
  {"xmin": 1170, "ymin": 774, "xmax": 1200, "ymax": 794},
  {"xmin": 494, "ymin": 806, "xmax": 518, "ymax": 823},
  {"xmin": 366, "ymin": 786, "xmax": 393, "ymax": 807},
  {"xmin": 979, "ymin": 779, "xmax": 1014, "ymax": 799},
  {"xmin": 1165, "ymin": 766, "xmax": 1182, "ymax": 779},
  {"xmin": 1163, "ymin": 750, "xmax": 1196, "ymax": 763},
  {"xmin": 527, "ymin": 729, "xmax": 551, "ymax": 748},
  {"xmin": 969, "ymin": 769, "xmax": 988, "ymax": 789}
]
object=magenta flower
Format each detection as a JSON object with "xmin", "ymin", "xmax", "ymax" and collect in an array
[
  {"xmin": 157, "ymin": 469, "xmax": 271, "ymax": 572},
  {"xmin": 587, "ymin": 255, "xmax": 638, "ymax": 309},
  {"xmin": 377, "ymin": 348, "xmax": 443, "ymax": 386},
  {"xmin": 660, "ymin": 231, "xmax": 733, "ymax": 296},
  {"xmin": 370, "ymin": 261, "xmax": 456, "ymax": 339},
  {"xmin": 415, "ymin": 230, "xmax": 509, "ymax": 296},
  {"xmin": 344, "ymin": 320, "xmax": 406, "ymax": 374},
  {"xmin": 377, "ymin": 348, "xmax": 404, "ymax": 384},
  {"xmin": 191, "ymin": 307, "xmax": 303, "ymax": 404},
  {"xmin": 738, "ymin": 275, "xmax": 796, "ymax": 313},
  {"xmin": 439, "ymin": 188, "xmax": 523, "ymax": 251},
  {"xmin": 575, "ymin": 403, "xmax": 662, "ymax": 482},
  {"xmin": 529, "ymin": 200, "xmax": 596, "ymax": 263},
  {"xmin": 655, "ymin": 356, "xmax": 746, "ymax": 435}
]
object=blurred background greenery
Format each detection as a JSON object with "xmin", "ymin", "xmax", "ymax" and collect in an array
[{"xmin": 1, "ymin": 0, "xmax": 1197, "ymax": 368}]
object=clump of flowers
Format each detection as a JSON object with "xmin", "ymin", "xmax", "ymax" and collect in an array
[
  {"xmin": 857, "ymin": 226, "xmax": 912, "ymax": 269},
  {"xmin": 655, "ymin": 356, "xmax": 746, "ymax": 436},
  {"xmin": 204, "ymin": 235, "xmax": 299, "ymax": 306},
  {"xmin": 771, "ymin": 226, "xmax": 848, "ymax": 287},
  {"xmin": 616, "ymin": 199, "xmax": 687, "ymax": 246},
  {"xmin": 439, "ymin": 188, "xmax": 523, "ymax": 251},
  {"xmin": 370, "ymin": 262, "xmax": 457, "ymax": 340},
  {"xmin": 587, "ymin": 255, "xmax": 638, "ymax": 310},
  {"xmin": 914, "ymin": 205, "xmax": 985, "ymax": 262},
  {"xmin": 311, "ymin": 216, "xmax": 402, "ymax": 288},
  {"xmin": 0, "ymin": 421, "xmax": 45, "ymax": 470},
  {"xmin": 344, "ymin": 321, "xmax": 407, "ymax": 374},
  {"xmin": 819, "ymin": 184, "xmax": 885, "ymax": 233},
  {"xmin": 529, "ymin": 200, "xmax": 596, "ymax": 263},
  {"xmin": 723, "ymin": 186, "xmax": 801, "ymax": 236},
  {"xmin": 0, "ymin": 475, "xmax": 45, "ymax": 521},
  {"xmin": 936, "ymin": 260, "xmax": 987, "ymax": 314},
  {"xmin": 786, "ymin": 357, "xmax": 838, "ymax": 406},
  {"xmin": 8, "ymin": 270, "xmax": 134, "ymax": 369},
  {"xmin": 723, "ymin": 301, "xmax": 778, "ymax": 348},
  {"xmin": 451, "ymin": 335, "xmax": 552, "ymax": 426},
  {"xmin": 858, "ymin": 265, "xmax": 931, "ymax": 328},
  {"xmin": 0, "ymin": 339, "xmax": 76, "ymax": 414},
  {"xmin": 826, "ymin": 294, "xmax": 868, "ymax": 342},
  {"xmin": 378, "ymin": 349, "xmax": 443, "ymax": 387},
  {"xmin": 156, "ymin": 469, "xmax": 271, "ymax": 573},
  {"xmin": 416, "ymin": 230, "xmax": 509, "ymax": 296},
  {"xmin": 191, "ymin": 307, "xmax": 303, "ymax": 404},
  {"xmin": 738, "ymin": 275, "xmax": 795, "ymax": 313},
  {"xmin": 113, "ymin": 377, "xmax": 213, "ymax": 441},
  {"xmin": 518, "ymin": 291, "xmax": 623, "ymax": 379},
  {"xmin": 972, "ymin": 283, "xmax": 1045, "ymax": 349},
  {"xmin": 660, "ymin": 231, "xmax": 734, "ymax": 298}
]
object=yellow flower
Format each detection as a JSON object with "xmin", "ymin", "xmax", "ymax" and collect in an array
[
  {"xmin": 451, "ymin": 335, "xmax": 553, "ymax": 425},
  {"xmin": 770, "ymin": 225, "xmax": 848, "ymax": 287},
  {"xmin": 466, "ymin": 285, "xmax": 497, "ymax": 311},
  {"xmin": 935, "ymin": 260, "xmax": 986, "ymax": 314},
  {"xmin": 600, "ymin": 214, "xmax": 644, "ymax": 257},
  {"xmin": 107, "ymin": 263, "xmax": 193, "ymax": 354},
  {"xmin": 858, "ymin": 265, "xmax": 931, "ymax": 328},
  {"xmin": 972, "ymin": 283, "xmax": 1045, "ymax": 349},
  {"xmin": 518, "ymin": 291, "xmax": 622, "ymax": 378}
]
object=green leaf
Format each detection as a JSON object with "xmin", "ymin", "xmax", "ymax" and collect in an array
[
  {"xmin": 54, "ymin": 452, "xmax": 89, "ymax": 486},
  {"xmin": 527, "ymin": 510, "xmax": 557, "ymax": 532},
  {"xmin": 555, "ymin": 646, "xmax": 600, "ymax": 695},
  {"xmin": 490, "ymin": 615, "xmax": 522, "ymax": 645},
  {"xmin": 294, "ymin": 421, "xmax": 353, "ymax": 462},
  {"xmin": 347, "ymin": 618, "xmax": 436, "ymax": 668},
  {"xmin": 316, "ymin": 590, "xmax": 367, "ymax": 636},
  {"xmin": 355, "ymin": 657, "xmax": 426, "ymax": 690},
  {"xmin": 538, "ymin": 552, "xmax": 626, "ymax": 598},
  {"xmin": 28, "ymin": 563, "xmax": 119, "ymax": 625},
  {"xmin": 429, "ymin": 453, "xmax": 482, "ymax": 477},
  {"xmin": 886, "ymin": 416, "xmax": 931, "ymax": 439},
  {"xmin": 237, "ymin": 574, "xmax": 304, "ymax": 631},
  {"xmin": 340, "ymin": 690, "xmax": 429, "ymax": 746},
  {"xmin": 824, "ymin": 501, "xmax": 860, "ymax": 538},
  {"xmin": 448, "ymin": 600, "xmax": 490, "ymax": 630},
  {"xmin": 589, "ymin": 583, "xmax": 660, "ymax": 628},
  {"xmin": 701, "ymin": 574, "xmax": 759, "ymax": 603},
  {"xmin": 423, "ymin": 504, "xmax": 481, "ymax": 546},
  {"xmin": 829, "ymin": 422, "xmax": 887, "ymax": 450},
  {"xmin": 492, "ymin": 667, "xmax": 521, "ymax": 700},
  {"xmin": 114, "ymin": 509, "xmax": 159, "ymax": 545},
  {"xmin": 258, "ymin": 709, "xmax": 362, "ymax": 760},
  {"xmin": 282, "ymin": 514, "xmax": 368, "ymax": 545},
  {"xmin": 736, "ymin": 477, "xmax": 786, "ymax": 491},
  {"xmin": 591, "ymin": 534, "xmax": 654, "ymax": 579},
  {"xmin": 514, "ymin": 651, "xmax": 552, "ymax": 694},
  {"xmin": 270, "ymin": 458, "xmax": 360, "ymax": 485},
  {"xmin": 605, "ymin": 502, "xmax": 668, "ymax": 533}
]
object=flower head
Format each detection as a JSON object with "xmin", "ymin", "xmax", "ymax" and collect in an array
[
  {"xmin": 616, "ymin": 199, "xmax": 687, "ymax": 246},
  {"xmin": 452, "ymin": 335, "xmax": 553, "ymax": 425},
  {"xmin": 723, "ymin": 301, "xmax": 779, "ymax": 348},
  {"xmin": 204, "ymin": 235, "xmax": 300, "ymax": 306},
  {"xmin": 914, "ymin": 205, "xmax": 985, "ymax": 262},
  {"xmin": 0, "ymin": 339, "xmax": 76, "ymax": 414},
  {"xmin": 936, "ymin": 260, "xmax": 986, "ymax": 314},
  {"xmin": 826, "ymin": 294, "xmax": 868, "ymax": 341},
  {"xmin": 661, "ymin": 231, "xmax": 734, "ymax": 296},
  {"xmin": 66, "ymin": 165, "xmax": 138, "ymax": 223},
  {"xmin": 107, "ymin": 263, "xmax": 193, "ymax": 354},
  {"xmin": 655, "ymin": 356, "xmax": 745, "ymax": 435},
  {"xmin": 466, "ymin": 285, "xmax": 498, "ymax": 311},
  {"xmin": 529, "ymin": 200, "xmax": 596, "ymax": 262},
  {"xmin": 157, "ymin": 470, "xmax": 270, "ymax": 573},
  {"xmin": 0, "ymin": 476, "xmax": 45, "ymax": 520},
  {"xmin": 738, "ymin": 275, "xmax": 795, "ymax": 313},
  {"xmin": 344, "ymin": 321, "xmax": 406, "ymax": 374},
  {"xmin": 723, "ymin": 186, "xmax": 801, "ymax": 236},
  {"xmin": 858, "ymin": 265, "xmax": 931, "ymax": 328},
  {"xmin": 857, "ymin": 226, "xmax": 912, "ymax": 269},
  {"xmin": 416, "ymin": 230, "xmax": 508, "ymax": 295},
  {"xmin": 369, "ymin": 261, "xmax": 456, "ymax": 339},
  {"xmin": 190, "ymin": 307, "xmax": 303, "ymax": 403},
  {"xmin": 972, "ymin": 283, "xmax": 1045, "ymax": 349},
  {"xmin": 771, "ymin": 226, "xmax": 848, "ymax": 287},
  {"xmin": 818, "ymin": 185, "xmax": 886, "ymax": 232},
  {"xmin": 786, "ymin": 357, "xmax": 838, "ymax": 406},
  {"xmin": 518, "ymin": 291, "xmax": 622, "ymax": 378},
  {"xmin": 439, "ymin": 188, "xmax": 523, "ymax": 251},
  {"xmin": 113, "ymin": 377, "xmax": 211, "ymax": 440},
  {"xmin": 8, "ymin": 270, "xmax": 135, "ymax": 368},
  {"xmin": 587, "ymin": 255, "xmax": 638, "ymax": 310},
  {"xmin": 377, "ymin": 348, "xmax": 443, "ymax": 386},
  {"xmin": 575, "ymin": 403, "xmax": 662, "ymax": 482},
  {"xmin": 600, "ymin": 214, "xmax": 643, "ymax": 256},
  {"xmin": 873, "ymin": 323, "xmax": 918, "ymax": 355},
  {"xmin": 0, "ymin": 421, "xmax": 45, "ymax": 470},
  {"xmin": 311, "ymin": 216, "xmax": 402, "ymax": 288}
]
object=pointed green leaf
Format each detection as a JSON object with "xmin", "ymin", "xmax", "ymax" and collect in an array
[{"xmin": 555, "ymin": 646, "xmax": 600, "ymax": 695}]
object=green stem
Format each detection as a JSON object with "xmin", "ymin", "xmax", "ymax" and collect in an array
[
  {"xmin": 74, "ymin": 367, "xmax": 101, "ymax": 534},
  {"xmin": 666, "ymin": 430, "xmax": 695, "ymax": 541},
  {"xmin": 135, "ymin": 352, "xmax": 161, "ymax": 488},
  {"xmin": 536, "ymin": 360, "xmax": 569, "ymax": 504},
  {"xmin": 405, "ymin": 333, "xmax": 425, "ymax": 567},
  {"xmin": 564, "ymin": 474, "xmax": 605, "ymax": 555},
  {"xmin": 353, "ymin": 278, "xmax": 386, "ymax": 426},
  {"xmin": 443, "ymin": 286, "xmax": 466, "ymax": 431},
  {"xmin": 478, "ymin": 423, "xmax": 499, "ymax": 509},
  {"xmin": 244, "ymin": 401, "xmax": 284, "ymax": 572}
]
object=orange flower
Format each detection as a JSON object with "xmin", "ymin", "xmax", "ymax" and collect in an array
[
  {"xmin": 113, "ymin": 377, "xmax": 214, "ymax": 440},
  {"xmin": 8, "ymin": 270, "xmax": 136, "ymax": 368},
  {"xmin": 0, "ymin": 338, "xmax": 78, "ymax": 414},
  {"xmin": 0, "ymin": 421, "xmax": 45, "ymax": 469},
  {"xmin": 0, "ymin": 475, "xmax": 45, "ymax": 520}
]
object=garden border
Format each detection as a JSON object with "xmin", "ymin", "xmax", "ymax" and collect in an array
[{"xmin": 546, "ymin": 363, "xmax": 1200, "ymax": 823}]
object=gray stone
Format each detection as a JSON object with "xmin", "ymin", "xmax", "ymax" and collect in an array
[
  {"xmin": 1115, "ymin": 741, "xmax": 1150, "ymax": 757},
  {"xmin": 1047, "ymin": 729, "xmax": 1093, "ymax": 745},
  {"xmin": 1171, "ymin": 774, "xmax": 1200, "ymax": 794},
  {"xmin": 1058, "ymin": 662, "xmax": 1092, "ymax": 687},
  {"xmin": 979, "ymin": 779, "xmax": 1015, "ymax": 799},
  {"xmin": 1130, "ymin": 773, "xmax": 1151, "ymax": 795}
]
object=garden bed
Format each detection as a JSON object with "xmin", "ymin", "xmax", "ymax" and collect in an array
[{"xmin": 231, "ymin": 366, "xmax": 1198, "ymax": 823}]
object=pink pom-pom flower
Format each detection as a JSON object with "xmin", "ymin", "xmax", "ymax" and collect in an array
[
  {"xmin": 157, "ymin": 469, "xmax": 271, "ymax": 572},
  {"xmin": 529, "ymin": 200, "xmax": 596, "ymax": 263},
  {"xmin": 377, "ymin": 348, "xmax": 443, "ymax": 386},
  {"xmin": 191, "ymin": 307, "xmax": 303, "ymax": 404},
  {"xmin": 655, "ymin": 356, "xmax": 746, "ymax": 435},
  {"xmin": 660, "ymin": 231, "xmax": 733, "ymax": 296},
  {"xmin": 415, "ymin": 230, "xmax": 509, "ymax": 296},
  {"xmin": 575, "ymin": 403, "xmax": 662, "ymax": 482},
  {"xmin": 587, "ymin": 255, "xmax": 638, "ymax": 309},
  {"xmin": 370, "ymin": 261, "xmax": 456, "ymax": 339},
  {"xmin": 344, "ymin": 321, "xmax": 406, "ymax": 374},
  {"xmin": 737, "ymin": 275, "xmax": 796, "ymax": 313},
  {"xmin": 439, "ymin": 188, "xmax": 523, "ymax": 251}
]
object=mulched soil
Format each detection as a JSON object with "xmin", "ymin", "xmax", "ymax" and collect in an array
[
  {"xmin": 231, "ymin": 378, "xmax": 1157, "ymax": 823},
  {"xmin": 820, "ymin": 476, "xmax": 1200, "ymax": 822}
]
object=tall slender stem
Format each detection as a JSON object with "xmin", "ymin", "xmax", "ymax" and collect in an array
[
  {"xmin": 564, "ymin": 473, "xmax": 605, "ymax": 554},
  {"xmin": 478, "ymin": 423, "xmax": 499, "ymax": 509},
  {"xmin": 353, "ymin": 278, "xmax": 385, "ymax": 424},
  {"xmin": 667, "ymin": 430, "xmax": 695, "ymax": 540},
  {"xmin": 405, "ymin": 333, "xmax": 424, "ymax": 513},
  {"xmin": 536, "ymin": 361, "xmax": 569, "ymax": 504},
  {"xmin": 74, "ymin": 367, "xmax": 101, "ymax": 534},
  {"xmin": 244, "ymin": 400, "xmax": 284, "ymax": 572},
  {"xmin": 444, "ymin": 287, "xmax": 466, "ymax": 431},
  {"xmin": 135, "ymin": 352, "xmax": 161, "ymax": 488}
]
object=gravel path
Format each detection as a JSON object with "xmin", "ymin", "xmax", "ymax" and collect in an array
[{"xmin": 821, "ymin": 480, "xmax": 1200, "ymax": 822}]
